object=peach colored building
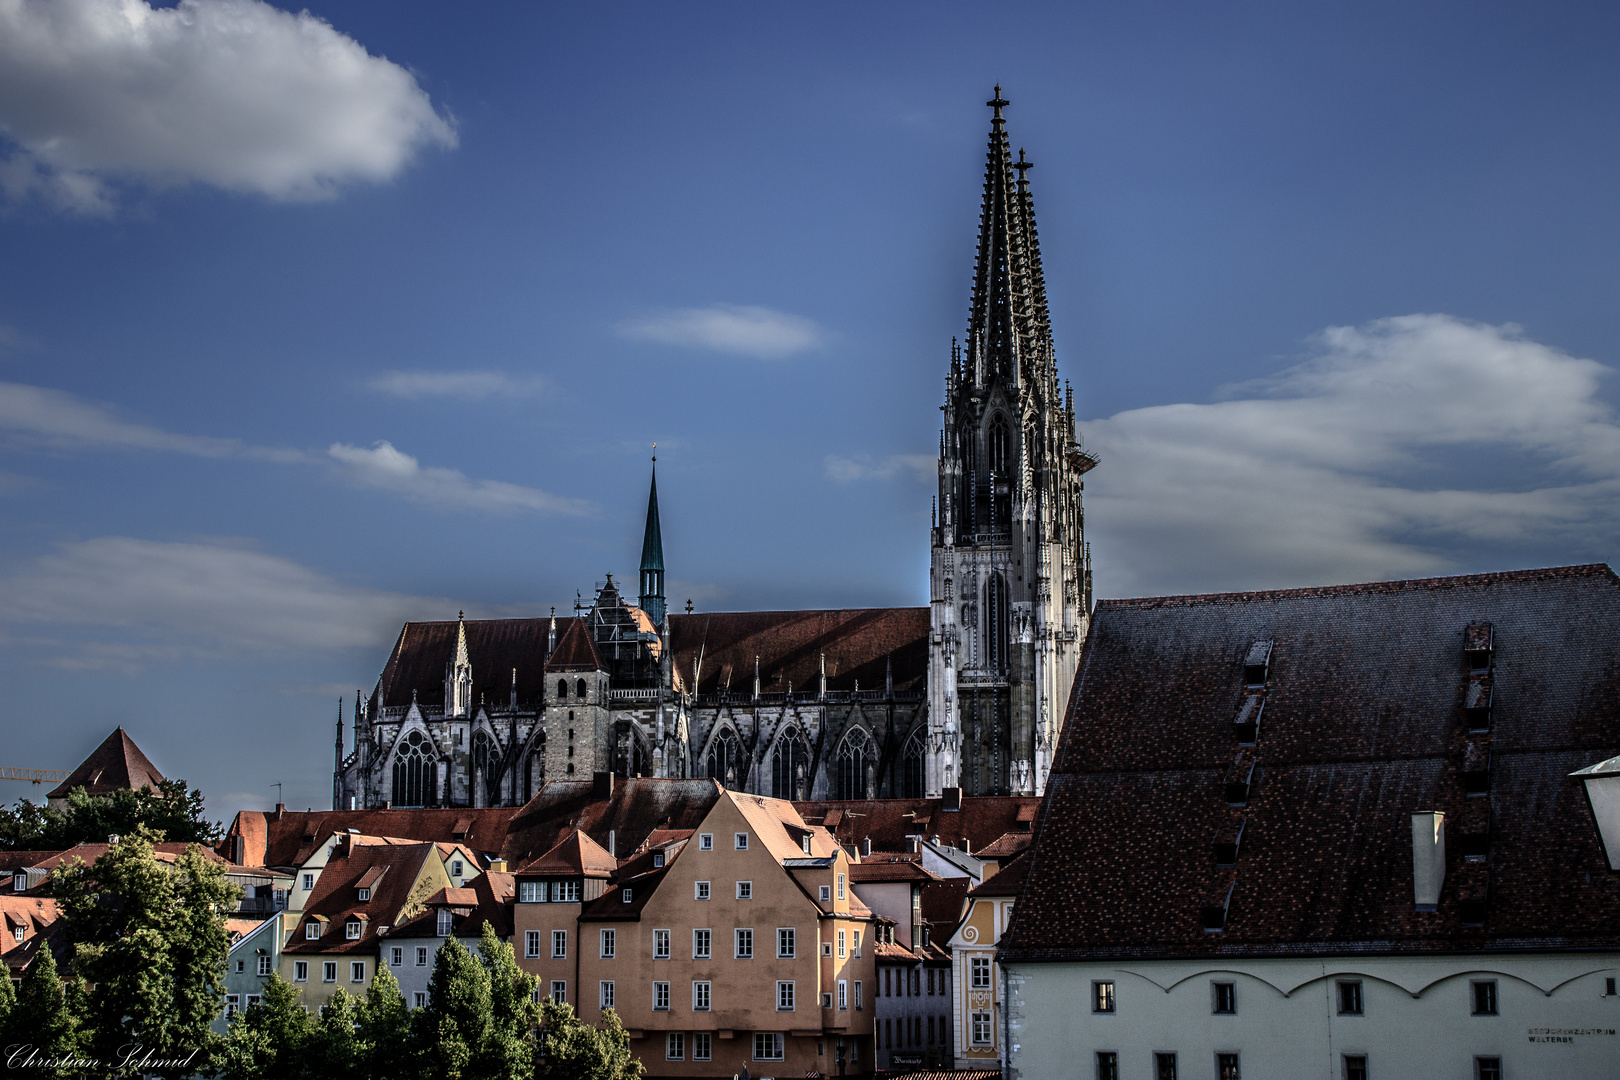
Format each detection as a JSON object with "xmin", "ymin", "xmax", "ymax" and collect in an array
[{"xmin": 515, "ymin": 791, "xmax": 878, "ymax": 1078}]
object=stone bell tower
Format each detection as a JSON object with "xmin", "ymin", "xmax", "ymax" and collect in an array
[{"xmin": 927, "ymin": 86, "xmax": 1096, "ymax": 797}]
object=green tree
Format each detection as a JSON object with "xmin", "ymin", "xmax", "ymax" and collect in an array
[
  {"xmin": 477, "ymin": 921, "xmax": 541, "ymax": 1080},
  {"xmin": 355, "ymin": 963, "xmax": 413, "ymax": 1080},
  {"xmin": 535, "ymin": 1000, "xmax": 642, "ymax": 1080},
  {"xmin": 0, "ymin": 961, "xmax": 16, "ymax": 1051},
  {"xmin": 217, "ymin": 973, "xmax": 315, "ymax": 1080},
  {"xmin": 413, "ymin": 937, "xmax": 491, "ymax": 1080},
  {"xmin": 306, "ymin": 990, "xmax": 363, "ymax": 1080},
  {"xmin": 7, "ymin": 947, "xmax": 83, "ymax": 1077},
  {"xmin": 52, "ymin": 826, "xmax": 239, "ymax": 1078},
  {"xmin": 0, "ymin": 780, "xmax": 222, "ymax": 852}
]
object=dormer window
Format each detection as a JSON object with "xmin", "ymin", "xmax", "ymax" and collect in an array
[
  {"xmin": 1215, "ymin": 819, "xmax": 1245, "ymax": 867},
  {"xmin": 12, "ymin": 925, "xmax": 22, "ymax": 944},
  {"xmin": 1225, "ymin": 751, "xmax": 1255, "ymax": 806},
  {"xmin": 622, "ymin": 888, "xmax": 633, "ymax": 904},
  {"xmin": 357, "ymin": 888, "xmax": 370, "ymax": 902},
  {"xmin": 1463, "ymin": 622, "xmax": 1495, "ymax": 672},
  {"xmin": 346, "ymin": 920, "xmax": 362, "ymax": 940},
  {"xmin": 12, "ymin": 873, "xmax": 24, "ymax": 892},
  {"xmin": 520, "ymin": 881, "xmax": 544, "ymax": 904},
  {"xmin": 1243, "ymin": 640, "xmax": 1273, "ymax": 687},
  {"xmin": 1464, "ymin": 677, "xmax": 1493, "ymax": 732},
  {"xmin": 1234, "ymin": 695, "xmax": 1263, "ymax": 746},
  {"xmin": 305, "ymin": 921, "xmax": 322, "ymax": 940},
  {"xmin": 1201, "ymin": 879, "xmax": 1234, "ymax": 933},
  {"xmin": 436, "ymin": 909, "xmax": 453, "ymax": 937},
  {"xmin": 801, "ymin": 834, "xmax": 812, "ymax": 854},
  {"xmin": 653, "ymin": 852, "xmax": 665, "ymax": 868}
]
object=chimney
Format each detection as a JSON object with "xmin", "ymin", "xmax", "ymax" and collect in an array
[
  {"xmin": 908, "ymin": 836, "xmax": 920, "ymax": 854},
  {"xmin": 960, "ymin": 837, "xmax": 971, "ymax": 855},
  {"xmin": 594, "ymin": 771, "xmax": 616, "ymax": 800},
  {"xmin": 231, "ymin": 835, "xmax": 245, "ymax": 864},
  {"xmin": 861, "ymin": 837, "xmax": 872, "ymax": 857},
  {"xmin": 608, "ymin": 830, "xmax": 616, "ymax": 858},
  {"xmin": 941, "ymin": 787, "xmax": 962, "ymax": 812},
  {"xmin": 1412, "ymin": 811, "xmax": 1446, "ymax": 911},
  {"xmin": 488, "ymin": 859, "xmax": 508, "ymax": 873},
  {"xmin": 274, "ymin": 803, "xmax": 286, "ymax": 820}
]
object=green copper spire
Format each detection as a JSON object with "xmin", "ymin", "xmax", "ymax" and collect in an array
[{"xmin": 638, "ymin": 451, "xmax": 665, "ymax": 624}]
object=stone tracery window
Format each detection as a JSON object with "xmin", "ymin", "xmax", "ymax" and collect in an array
[
  {"xmin": 988, "ymin": 415, "xmax": 1010, "ymax": 475},
  {"xmin": 835, "ymin": 728, "xmax": 872, "ymax": 801},
  {"xmin": 986, "ymin": 573, "xmax": 1009, "ymax": 672},
  {"xmin": 471, "ymin": 730, "xmax": 493, "ymax": 803},
  {"xmin": 772, "ymin": 728, "xmax": 808, "ymax": 800},
  {"xmin": 392, "ymin": 730, "xmax": 435, "ymax": 808},
  {"xmin": 706, "ymin": 727, "xmax": 741, "ymax": 787},
  {"xmin": 902, "ymin": 728, "xmax": 926, "ymax": 799}
]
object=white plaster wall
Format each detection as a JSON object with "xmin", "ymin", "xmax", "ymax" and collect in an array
[{"xmin": 1005, "ymin": 954, "xmax": 1620, "ymax": 1080}]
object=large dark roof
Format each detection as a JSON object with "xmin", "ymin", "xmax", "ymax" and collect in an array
[
  {"xmin": 376, "ymin": 618, "xmax": 578, "ymax": 710},
  {"xmin": 499, "ymin": 778, "xmax": 723, "ymax": 867},
  {"xmin": 545, "ymin": 619, "xmax": 603, "ymax": 672},
  {"xmin": 796, "ymin": 797, "xmax": 1039, "ymax": 854},
  {"xmin": 1003, "ymin": 564, "xmax": 1620, "ymax": 963},
  {"xmin": 47, "ymin": 728, "xmax": 166, "ymax": 800}
]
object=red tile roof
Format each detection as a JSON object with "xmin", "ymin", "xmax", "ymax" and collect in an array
[
  {"xmin": 46, "ymin": 727, "xmax": 166, "ymax": 800},
  {"xmin": 968, "ymin": 851, "xmax": 1029, "ymax": 898},
  {"xmin": 500, "ymin": 778, "xmax": 722, "ymax": 866},
  {"xmin": 849, "ymin": 855, "xmax": 938, "ymax": 883},
  {"xmin": 545, "ymin": 618, "xmax": 604, "ymax": 672},
  {"xmin": 393, "ymin": 871, "xmax": 515, "ymax": 939},
  {"xmin": 795, "ymin": 797, "xmax": 1040, "ymax": 853},
  {"xmin": 226, "ymin": 806, "xmax": 520, "ymax": 869},
  {"xmin": 1004, "ymin": 564, "xmax": 1620, "ymax": 963},
  {"xmin": 284, "ymin": 842, "xmax": 439, "ymax": 955},
  {"xmin": 514, "ymin": 829, "xmax": 616, "ymax": 878}
]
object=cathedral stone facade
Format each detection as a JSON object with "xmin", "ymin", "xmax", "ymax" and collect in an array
[{"xmin": 332, "ymin": 89, "xmax": 1090, "ymax": 810}]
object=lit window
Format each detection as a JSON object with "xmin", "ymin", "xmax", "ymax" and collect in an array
[
  {"xmin": 666, "ymin": 1032, "xmax": 685, "ymax": 1060},
  {"xmin": 971, "ymin": 957, "xmax": 991, "ymax": 989},
  {"xmin": 695, "ymin": 881, "xmax": 710, "ymax": 900},
  {"xmin": 1093, "ymin": 980, "xmax": 1115, "ymax": 1013},
  {"xmin": 351, "ymin": 961, "xmax": 365, "ymax": 983},
  {"xmin": 735, "ymin": 833, "xmax": 749, "ymax": 850},
  {"xmin": 654, "ymin": 929, "xmax": 670, "ymax": 959},
  {"xmin": 699, "ymin": 833, "xmax": 713, "ymax": 850},
  {"xmin": 1213, "ymin": 981, "xmax": 1236, "ymax": 1014},
  {"xmin": 322, "ymin": 962, "xmax": 337, "ymax": 983},
  {"xmin": 778, "ymin": 980, "xmax": 795, "ymax": 1011},
  {"xmin": 653, "ymin": 981, "xmax": 670, "ymax": 1011},
  {"xmin": 1471, "ymin": 980, "xmax": 1498, "ymax": 1016},
  {"xmin": 778, "ymin": 927, "xmax": 795, "ymax": 958},
  {"xmin": 693, "ymin": 1033, "xmax": 711, "ymax": 1060},
  {"xmin": 693, "ymin": 929, "xmax": 711, "ymax": 959},
  {"xmin": 737, "ymin": 881, "xmax": 752, "ymax": 900},
  {"xmin": 552, "ymin": 930, "xmax": 567, "ymax": 959},
  {"xmin": 1337, "ymin": 980, "xmax": 1363, "ymax": 1016},
  {"xmin": 551, "ymin": 980, "xmax": 566, "ymax": 1004},
  {"xmin": 694, "ymin": 980, "xmax": 711, "ymax": 1010},
  {"xmin": 294, "ymin": 961, "xmax": 308, "ymax": 981},
  {"xmin": 600, "ymin": 980, "xmax": 615, "ymax": 1008},
  {"xmin": 736, "ymin": 928, "xmax": 753, "ymax": 959},
  {"xmin": 525, "ymin": 931, "xmax": 540, "ymax": 958},
  {"xmin": 753, "ymin": 1033, "xmax": 783, "ymax": 1061},
  {"xmin": 600, "ymin": 929, "xmax": 616, "ymax": 958}
]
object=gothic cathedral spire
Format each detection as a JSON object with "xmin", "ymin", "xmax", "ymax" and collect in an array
[
  {"xmin": 639, "ymin": 454, "xmax": 666, "ymax": 626},
  {"xmin": 928, "ymin": 87, "xmax": 1096, "ymax": 798}
]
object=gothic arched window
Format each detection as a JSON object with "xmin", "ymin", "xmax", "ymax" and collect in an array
[
  {"xmin": 988, "ymin": 415, "xmax": 1010, "ymax": 475},
  {"xmin": 472, "ymin": 730, "xmax": 492, "ymax": 802},
  {"xmin": 835, "ymin": 729, "xmax": 871, "ymax": 801},
  {"xmin": 902, "ymin": 728, "xmax": 927, "ymax": 799},
  {"xmin": 706, "ymin": 727, "xmax": 741, "ymax": 787},
  {"xmin": 986, "ymin": 573, "xmax": 1009, "ymax": 672},
  {"xmin": 575, "ymin": 678, "xmax": 588, "ymax": 699},
  {"xmin": 772, "ymin": 729, "xmax": 808, "ymax": 801},
  {"xmin": 392, "ymin": 730, "xmax": 435, "ymax": 808},
  {"xmin": 557, "ymin": 679, "xmax": 568, "ymax": 699}
]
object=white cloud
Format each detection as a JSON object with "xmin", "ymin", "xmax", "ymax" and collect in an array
[
  {"xmin": 825, "ymin": 453, "xmax": 935, "ymax": 483},
  {"xmin": 619, "ymin": 304, "xmax": 824, "ymax": 360},
  {"xmin": 0, "ymin": 0, "xmax": 456, "ymax": 213},
  {"xmin": 327, "ymin": 440, "xmax": 592, "ymax": 516},
  {"xmin": 367, "ymin": 370, "xmax": 545, "ymax": 400},
  {"xmin": 0, "ymin": 536, "xmax": 449, "ymax": 669},
  {"xmin": 1083, "ymin": 314, "xmax": 1620, "ymax": 597},
  {"xmin": 0, "ymin": 379, "xmax": 259, "ymax": 456}
]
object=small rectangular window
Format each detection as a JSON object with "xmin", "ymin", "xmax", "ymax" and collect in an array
[
  {"xmin": 1212, "ymin": 981, "xmax": 1236, "ymax": 1014},
  {"xmin": 305, "ymin": 922, "xmax": 322, "ymax": 940},
  {"xmin": 822, "ymin": 942, "xmax": 832, "ymax": 957},
  {"xmin": 1096, "ymin": 1051, "xmax": 1119, "ymax": 1080},
  {"xmin": 346, "ymin": 921, "xmax": 361, "ymax": 940},
  {"xmin": 621, "ymin": 888, "xmax": 633, "ymax": 904},
  {"xmin": 225, "ymin": 994, "xmax": 239, "ymax": 1019},
  {"xmin": 600, "ymin": 980, "xmax": 615, "ymax": 1008},
  {"xmin": 551, "ymin": 980, "xmax": 566, "ymax": 1004},
  {"xmin": 736, "ymin": 928, "xmax": 753, "ymax": 959},
  {"xmin": 652, "ymin": 852, "xmax": 664, "ymax": 868},
  {"xmin": 1343, "ymin": 1055, "xmax": 1368, "ymax": 1080},
  {"xmin": 1155, "ymin": 1052, "xmax": 1178, "ymax": 1080},
  {"xmin": 525, "ymin": 931, "xmax": 540, "ymax": 958},
  {"xmin": 391, "ymin": 946, "xmax": 402, "ymax": 967},
  {"xmin": 552, "ymin": 930, "xmax": 567, "ymax": 959},
  {"xmin": 654, "ymin": 929, "xmax": 670, "ymax": 959},
  {"xmin": 820, "ymin": 885, "xmax": 831, "ymax": 903},
  {"xmin": 971, "ymin": 956, "xmax": 991, "ymax": 989},
  {"xmin": 777, "ymin": 980, "xmax": 795, "ymax": 1011},
  {"xmin": 258, "ymin": 955, "xmax": 272, "ymax": 976},
  {"xmin": 778, "ymin": 927, "xmax": 796, "ymax": 958},
  {"xmin": 1471, "ymin": 979, "xmax": 1498, "ymax": 1015},
  {"xmin": 413, "ymin": 991, "xmax": 426, "ymax": 1009},
  {"xmin": 735, "ymin": 832, "xmax": 749, "ymax": 850},
  {"xmin": 970, "ymin": 1010, "xmax": 992, "ymax": 1045},
  {"xmin": 1337, "ymin": 980, "xmax": 1364, "ymax": 1016},
  {"xmin": 699, "ymin": 833, "xmax": 713, "ymax": 850},
  {"xmin": 416, "ymin": 947, "xmax": 428, "ymax": 966},
  {"xmin": 693, "ymin": 980, "xmax": 711, "ymax": 1010},
  {"xmin": 235, "ymin": 959, "xmax": 245, "ymax": 973},
  {"xmin": 666, "ymin": 1032, "xmax": 684, "ymax": 1060},
  {"xmin": 451, "ymin": 859, "xmax": 463, "ymax": 877},
  {"xmin": 1608, "ymin": 977, "xmax": 1618, "ymax": 996},
  {"xmin": 1093, "ymin": 980, "xmax": 1115, "ymax": 1013},
  {"xmin": 599, "ymin": 928, "xmax": 615, "ymax": 958},
  {"xmin": 294, "ymin": 961, "xmax": 308, "ymax": 982},
  {"xmin": 1217, "ymin": 1053, "xmax": 1241, "ymax": 1080},
  {"xmin": 737, "ymin": 881, "xmax": 752, "ymax": 900},
  {"xmin": 753, "ymin": 1032, "xmax": 783, "ymax": 1061},
  {"xmin": 357, "ymin": 887, "xmax": 370, "ymax": 902},
  {"xmin": 695, "ymin": 880, "xmax": 710, "ymax": 900},
  {"xmin": 1475, "ymin": 1058, "xmax": 1502, "ymax": 1080},
  {"xmin": 322, "ymin": 961, "xmax": 337, "ymax": 983},
  {"xmin": 693, "ymin": 1032, "xmax": 711, "ymax": 1060},
  {"xmin": 302, "ymin": 873, "xmax": 314, "ymax": 891},
  {"xmin": 837, "ymin": 980, "xmax": 848, "ymax": 1009},
  {"xmin": 653, "ymin": 981, "xmax": 670, "ymax": 1010},
  {"xmin": 351, "ymin": 961, "xmax": 365, "ymax": 983}
]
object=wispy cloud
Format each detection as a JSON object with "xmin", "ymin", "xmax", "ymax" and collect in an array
[
  {"xmin": 825, "ymin": 453, "xmax": 935, "ymax": 483},
  {"xmin": 619, "ymin": 304, "xmax": 824, "ymax": 360},
  {"xmin": 0, "ymin": 0, "xmax": 456, "ymax": 214},
  {"xmin": 0, "ymin": 536, "xmax": 451, "ymax": 671},
  {"xmin": 367, "ymin": 370, "xmax": 546, "ymax": 400},
  {"xmin": 1083, "ymin": 314, "xmax": 1620, "ymax": 597},
  {"xmin": 327, "ymin": 441, "xmax": 591, "ymax": 515},
  {"xmin": 0, "ymin": 380, "xmax": 302, "ymax": 460}
]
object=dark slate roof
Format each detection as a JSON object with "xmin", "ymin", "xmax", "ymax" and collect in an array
[
  {"xmin": 47, "ymin": 727, "xmax": 166, "ymax": 800},
  {"xmin": 545, "ymin": 618, "xmax": 603, "ymax": 672},
  {"xmin": 968, "ymin": 851, "xmax": 1029, "ymax": 898},
  {"xmin": 670, "ymin": 608, "xmax": 928, "ymax": 695},
  {"xmin": 1002, "ymin": 564, "xmax": 1620, "ymax": 963},
  {"xmin": 499, "ymin": 778, "xmax": 722, "ymax": 867},
  {"xmin": 796, "ymin": 797, "xmax": 1040, "ymax": 853},
  {"xmin": 375, "ymin": 617, "xmax": 579, "ymax": 710}
]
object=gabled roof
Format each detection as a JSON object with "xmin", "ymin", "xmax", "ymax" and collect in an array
[
  {"xmin": 375, "ymin": 616, "xmax": 582, "ymax": 710},
  {"xmin": 968, "ymin": 851, "xmax": 1029, "ymax": 898},
  {"xmin": 284, "ymin": 842, "xmax": 439, "ymax": 954},
  {"xmin": 545, "ymin": 618, "xmax": 604, "ymax": 672},
  {"xmin": 725, "ymin": 790, "xmax": 839, "ymax": 862},
  {"xmin": 795, "ymin": 796, "xmax": 1041, "ymax": 854},
  {"xmin": 46, "ymin": 727, "xmax": 166, "ymax": 800},
  {"xmin": 514, "ymin": 829, "xmax": 616, "ymax": 878},
  {"xmin": 392, "ymin": 870, "xmax": 515, "ymax": 940},
  {"xmin": 227, "ymin": 806, "xmax": 520, "ymax": 869},
  {"xmin": 1004, "ymin": 564, "xmax": 1620, "ymax": 963},
  {"xmin": 500, "ymin": 778, "xmax": 722, "ymax": 867},
  {"xmin": 849, "ymin": 855, "xmax": 939, "ymax": 884},
  {"xmin": 976, "ymin": 831, "xmax": 1032, "ymax": 860}
]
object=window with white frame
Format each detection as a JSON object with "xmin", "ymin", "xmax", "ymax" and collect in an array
[
  {"xmin": 225, "ymin": 994, "xmax": 239, "ymax": 1018},
  {"xmin": 694, "ymin": 880, "xmax": 710, "ymax": 900},
  {"xmin": 654, "ymin": 929, "xmax": 670, "ymax": 959},
  {"xmin": 525, "ymin": 931, "xmax": 540, "ymax": 958},
  {"xmin": 838, "ymin": 929, "xmax": 846, "ymax": 957},
  {"xmin": 600, "ymin": 929, "xmax": 615, "ymax": 958},
  {"xmin": 653, "ymin": 852, "xmax": 665, "ymax": 868},
  {"xmin": 693, "ymin": 980, "xmax": 711, "ymax": 1011},
  {"xmin": 971, "ymin": 1010, "xmax": 992, "ymax": 1044},
  {"xmin": 351, "ymin": 961, "xmax": 365, "ymax": 983},
  {"xmin": 416, "ymin": 947, "xmax": 428, "ymax": 966},
  {"xmin": 414, "ymin": 992, "xmax": 426, "ymax": 1009},
  {"xmin": 666, "ymin": 1032, "xmax": 684, "ymax": 1060},
  {"xmin": 653, "ymin": 981, "xmax": 670, "ymax": 1010},
  {"xmin": 837, "ymin": 873, "xmax": 846, "ymax": 900},
  {"xmin": 235, "ymin": 959, "xmax": 244, "ymax": 973},
  {"xmin": 451, "ymin": 859, "xmax": 464, "ymax": 877},
  {"xmin": 322, "ymin": 962, "xmax": 337, "ymax": 983},
  {"xmin": 294, "ymin": 961, "xmax": 308, "ymax": 982},
  {"xmin": 852, "ymin": 930, "xmax": 861, "ymax": 955},
  {"xmin": 693, "ymin": 1033, "xmax": 711, "ymax": 1060},
  {"xmin": 735, "ymin": 832, "xmax": 749, "ymax": 850},
  {"xmin": 302, "ymin": 873, "xmax": 314, "ymax": 891},
  {"xmin": 736, "ymin": 928, "xmax": 753, "ymax": 959},
  {"xmin": 519, "ymin": 881, "xmax": 544, "ymax": 903},
  {"xmin": 693, "ymin": 929, "xmax": 711, "ymax": 959},
  {"xmin": 552, "ymin": 930, "xmax": 567, "ymax": 959},
  {"xmin": 622, "ymin": 888, "xmax": 633, "ymax": 904},
  {"xmin": 391, "ymin": 946, "xmax": 403, "ymax": 967},
  {"xmin": 838, "ymin": 980, "xmax": 848, "ymax": 1009},
  {"xmin": 736, "ymin": 881, "xmax": 752, "ymax": 900},
  {"xmin": 551, "ymin": 880, "xmax": 581, "ymax": 902},
  {"xmin": 599, "ymin": 980, "xmax": 615, "ymax": 1008},
  {"xmin": 551, "ymin": 981, "xmax": 566, "ymax": 1004},
  {"xmin": 971, "ymin": 956, "xmax": 991, "ymax": 989},
  {"xmin": 305, "ymin": 921, "xmax": 322, "ymax": 940},
  {"xmin": 436, "ymin": 909, "xmax": 453, "ymax": 936},
  {"xmin": 820, "ymin": 885, "xmax": 831, "ymax": 903},
  {"xmin": 777, "ymin": 927, "xmax": 795, "ymax": 958},
  {"xmin": 346, "ymin": 920, "xmax": 362, "ymax": 940},
  {"xmin": 822, "ymin": 941, "xmax": 832, "ymax": 957},
  {"xmin": 357, "ymin": 887, "xmax": 370, "ymax": 902},
  {"xmin": 258, "ymin": 955, "xmax": 272, "ymax": 976},
  {"xmin": 777, "ymin": 980, "xmax": 795, "ymax": 1011},
  {"xmin": 699, "ymin": 833, "xmax": 713, "ymax": 850},
  {"xmin": 754, "ymin": 1033, "xmax": 783, "ymax": 1061}
]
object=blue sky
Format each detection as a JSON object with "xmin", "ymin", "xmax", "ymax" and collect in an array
[{"xmin": 2, "ymin": 1, "xmax": 1618, "ymax": 817}]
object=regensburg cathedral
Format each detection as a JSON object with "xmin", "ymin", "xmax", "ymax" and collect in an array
[{"xmin": 333, "ymin": 88, "xmax": 1093, "ymax": 810}]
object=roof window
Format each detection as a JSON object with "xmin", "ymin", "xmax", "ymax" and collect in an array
[
  {"xmin": 1243, "ymin": 640, "xmax": 1273, "ymax": 687},
  {"xmin": 1224, "ymin": 751, "xmax": 1255, "ymax": 807},
  {"xmin": 1214, "ymin": 818, "xmax": 1246, "ymax": 868},
  {"xmin": 1233, "ymin": 695, "xmax": 1264, "ymax": 746},
  {"xmin": 1462, "ymin": 741, "xmax": 1491, "ymax": 796},
  {"xmin": 1464, "ymin": 676, "xmax": 1493, "ymax": 731},
  {"xmin": 1463, "ymin": 622, "xmax": 1494, "ymax": 672},
  {"xmin": 1200, "ymin": 877, "xmax": 1234, "ymax": 933}
]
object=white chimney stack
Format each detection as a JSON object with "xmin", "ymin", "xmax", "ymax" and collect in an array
[{"xmin": 1412, "ymin": 811, "xmax": 1446, "ymax": 911}]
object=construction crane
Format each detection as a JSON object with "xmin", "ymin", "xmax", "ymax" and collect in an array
[{"xmin": 0, "ymin": 766, "xmax": 71, "ymax": 785}]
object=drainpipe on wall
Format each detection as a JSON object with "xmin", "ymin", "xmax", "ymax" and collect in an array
[{"xmin": 1000, "ymin": 959, "xmax": 1013, "ymax": 1080}]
